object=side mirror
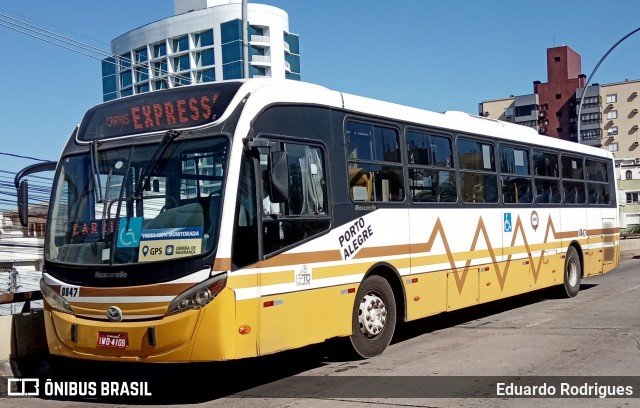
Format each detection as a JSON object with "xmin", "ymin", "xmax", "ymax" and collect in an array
[
  {"xmin": 269, "ymin": 150, "xmax": 289, "ymax": 203},
  {"xmin": 18, "ymin": 180, "xmax": 29, "ymax": 227},
  {"xmin": 14, "ymin": 160, "xmax": 57, "ymax": 227}
]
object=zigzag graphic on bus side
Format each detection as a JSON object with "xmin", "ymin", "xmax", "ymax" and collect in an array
[{"xmin": 421, "ymin": 215, "xmax": 562, "ymax": 294}]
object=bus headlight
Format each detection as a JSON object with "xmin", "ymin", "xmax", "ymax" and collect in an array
[
  {"xmin": 166, "ymin": 273, "xmax": 227, "ymax": 315},
  {"xmin": 40, "ymin": 279, "xmax": 73, "ymax": 314}
]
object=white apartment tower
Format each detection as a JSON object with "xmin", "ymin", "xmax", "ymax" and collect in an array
[{"xmin": 101, "ymin": 0, "xmax": 300, "ymax": 101}]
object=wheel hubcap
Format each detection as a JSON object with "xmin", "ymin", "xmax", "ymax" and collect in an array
[{"xmin": 358, "ymin": 292, "xmax": 387, "ymax": 338}]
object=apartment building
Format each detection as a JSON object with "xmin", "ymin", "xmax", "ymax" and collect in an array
[{"xmin": 102, "ymin": 0, "xmax": 301, "ymax": 101}]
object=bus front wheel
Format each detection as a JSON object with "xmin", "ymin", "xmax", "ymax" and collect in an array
[
  {"xmin": 560, "ymin": 246, "xmax": 581, "ymax": 298},
  {"xmin": 349, "ymin": 275, "xmax": 396, "ymax": 358}
]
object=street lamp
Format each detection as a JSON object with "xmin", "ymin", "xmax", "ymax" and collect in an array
[
  {"xmin": 242, "ymin": 0, "xmax": 249, "ymax": 79},
  {"xmin": 577, "ymin": 26, "xmax": 640, "ymax": 144}
]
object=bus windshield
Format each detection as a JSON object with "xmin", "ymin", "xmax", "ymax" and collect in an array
[{"xmin": 46, "ymin": 137, "xmax": 228, "ymax": 265}]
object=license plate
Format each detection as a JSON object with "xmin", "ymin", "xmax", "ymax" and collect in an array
[{"xmin": 97, "ymin": 332, "xmax": 128, "ymax": 349}]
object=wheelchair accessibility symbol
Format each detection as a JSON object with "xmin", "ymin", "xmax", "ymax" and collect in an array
[
  {"xmin": 504, "ymin": 212, "xmax": 512, "ymax": 233},
  {"xmin": 117, "ymin": 217, "xmax": 142, "ymax": 248}
]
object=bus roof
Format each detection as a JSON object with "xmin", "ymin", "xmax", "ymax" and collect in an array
[
  {"xmin": 236, "ymin": 79, "xmax": 611, "ymax": 160},
  {"xmin": 76, "ymin": 78, "xmax": 612, "ymax": 160}
]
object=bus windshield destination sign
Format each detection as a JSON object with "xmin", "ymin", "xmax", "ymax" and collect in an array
[{"xmin": 78, "ymin": 82, "xmax": 242, "ymax": 141}]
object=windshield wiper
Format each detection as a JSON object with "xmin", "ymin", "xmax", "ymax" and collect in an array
[
  {"xmin": 101, "ymin": 168, "xmax": 113, "ymax": 239},
  {"xmin": 132, "ymin": 130, "xmax": 181, "ymax": 201},
  {"xmin": 90, "ymin": 141, "xmax": 103, "ymax": 203}
]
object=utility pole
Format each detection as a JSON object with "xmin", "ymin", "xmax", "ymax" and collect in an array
[
  {"xmin": 242, "ymin": 0, "xmax": 249, "ymax": 79},
  {"xmin": 9, "ymin": 267, "xmax": 17, "ymax": 314}
]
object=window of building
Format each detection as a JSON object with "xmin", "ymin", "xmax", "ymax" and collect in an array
[
  {"xmin": 346, "ymin": 121, "xmax": 404, "ymax": 202},
  {"xmin": 194, "ymin": 30, "xmax": 214, "ymax": 48},
  {"xmin": 172, "ymin": 36, "xmax": 188, "ymax": 53},
  {"xmin": 171, "ymin": 74, "xmax": 191, "ymax": 87},
  {"xmin": 135, "ymin": 68, "xmax": 148, "ymax": 83},
  {"xmin": 626, "ymin": 192, "xmax": 639, "ymax": 203},
  {"xmin": 134, "ymin": 47, "xmax": 148, "ymax": 63},
  {"xmin": 136, "ymin": 83, "xmax": 149, "ymax": 94},
  {"xmin": 556, "ymin": 111, "xmax": 562, "ymax": 117},
  {"xmin": 222, "ymin": 42, "xmax": 242, "ymax": 63},
  {"xmin": 119, "ymin": 52, "xmax": 131, "ymax": 69},
  {"xmin": 102, "ymin": 57, "xmax": 116, "ymax": 76},
  {"xmin": 250, "ymin": 65, "xmax": 267, "ymax": 78},
  {"xmin": 555, "ymin": 94, "xmax": 562, "ymax": 99},
  {"xmin": 194, "ymin": 49, "xmax": 214, "ymax": 68},
  {"xmin": 608, "ymin": 110, "xmax": 618, "ymax": 120},
  {"xmin": 285, "ymin": 54, "xmax": 300, "ymax": 74},
  {"xmin": 608, "ymin": 126, "xmax": 618, "ymax": 136},
  {"xmin": 606, "ymin": 94, "xmax": 617, "ymax": 103},
  {"xmin": 580, "ymin": 112, "xmax": 601, "ymax": 124},
  {"xmin": 504, "ymin": 107, "xmax": 514, "ymax": 118},
  {"xmin": 120, "ymin": 71, "xmax": 132, "ymax": 88},
  {"xmin": 515, "ymin": 105, "xmax": 535, "ymax": 117},
  {"xmin": 221, "ymin": 19, "xmax": 242, "ymax": 44},
  {"xmin": 153, "ymin": 79, "xmax": 168, "ymax": 90},
  {"xmin": 554, "ymin": 56, "xmax": 561, "ymax": 62},
  {"xmin": 223, "ymin": 61, "xmax": 243, "ymax": 80},
  {"xmin": 153, "ymin": 61, "xmax": 168, "ymax": 77},
  {"xmin": 284, "ymin": 32, "xmax": 300, "ymax": 54},
  {"xmin": 172, "ymin": 54, "xmax": 190, "ymax": 72},
  {"xmin": 153, "ymin": 42, "xmax": 167, "ymax": 58},
  {"xmin": 195, "ymin": 68, "xmax": 215, "ymax": 83},
  {"xmin": 626, "ymin": 170, "xmax": 633, "ymax": 180},
  {"xmin": 581, "ymin": 128, "xmax": 601, "ymax": 140},
  {"xmin": 102, "ymin": 76, "xmax": 117, "ymax": 94},
  {"xmin": 582, "ymin": 96, "xmax": 600, "ymax": 108},
  {"xmin": 608, "ymin": 142, "xmax": 619, "ymax": 152}
]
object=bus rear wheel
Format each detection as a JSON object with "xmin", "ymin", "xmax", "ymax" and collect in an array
[
  {"xmin": 349, "ymin": 275, "xmax": 396, "ymax": 358},
  {"xmin": 560, "ymin": 246, "xmax": 581, "ymax": 298}
]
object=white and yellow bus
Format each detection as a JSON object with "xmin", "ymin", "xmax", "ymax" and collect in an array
[{"xmin": 16, "ymin": 79, "xmax": 619, "ymax": 361}]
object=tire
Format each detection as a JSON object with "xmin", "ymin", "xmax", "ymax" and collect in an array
[
  {"xmin": 560, "ymin": 246, "xmax": 581, "ymax": 298},
  {"xmin": 349, "ymin": 275, "xmax": 397, "ymax": 358}
]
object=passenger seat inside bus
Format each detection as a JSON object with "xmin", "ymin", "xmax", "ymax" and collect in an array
[
  {"xmin": 536, "ymin": 187, "xmax": 548, "ymax": 203},
  {"xmin": 349, "ymin": 168, "xmax": 372, "ymax": 201},
  {"xmin": 144, "ymin": 202, "xmax": 204, "ymax": 229}
]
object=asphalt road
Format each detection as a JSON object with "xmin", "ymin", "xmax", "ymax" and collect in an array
[{"xmin": 2, "ymin": 258, "xmax": 640, "ymax": 407}]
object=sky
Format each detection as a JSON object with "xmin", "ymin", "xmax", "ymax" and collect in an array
[{"xmin": 1, "ymin": 0, "xmax": 640, "ymax": 181}]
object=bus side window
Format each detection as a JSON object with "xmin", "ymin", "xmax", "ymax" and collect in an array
[
  {"xmin": 346, "ymin": 121, "xmax": 404, "ymax": 202},
  {"xmin": 261, "ymin": 141, "xmax": 330, "ymax": 256}
]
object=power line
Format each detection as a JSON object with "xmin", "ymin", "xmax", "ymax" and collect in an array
[
  {"xmin": 0, "ymin": 152, "xmax": 50, "ymax": 163},
  {"xmin": 0, "ymin": 12, "xmax": 206, "ymax": 85},
  {"xmin": 0, "ymin": 7, "xmax": 110, "ymax": 48}
]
